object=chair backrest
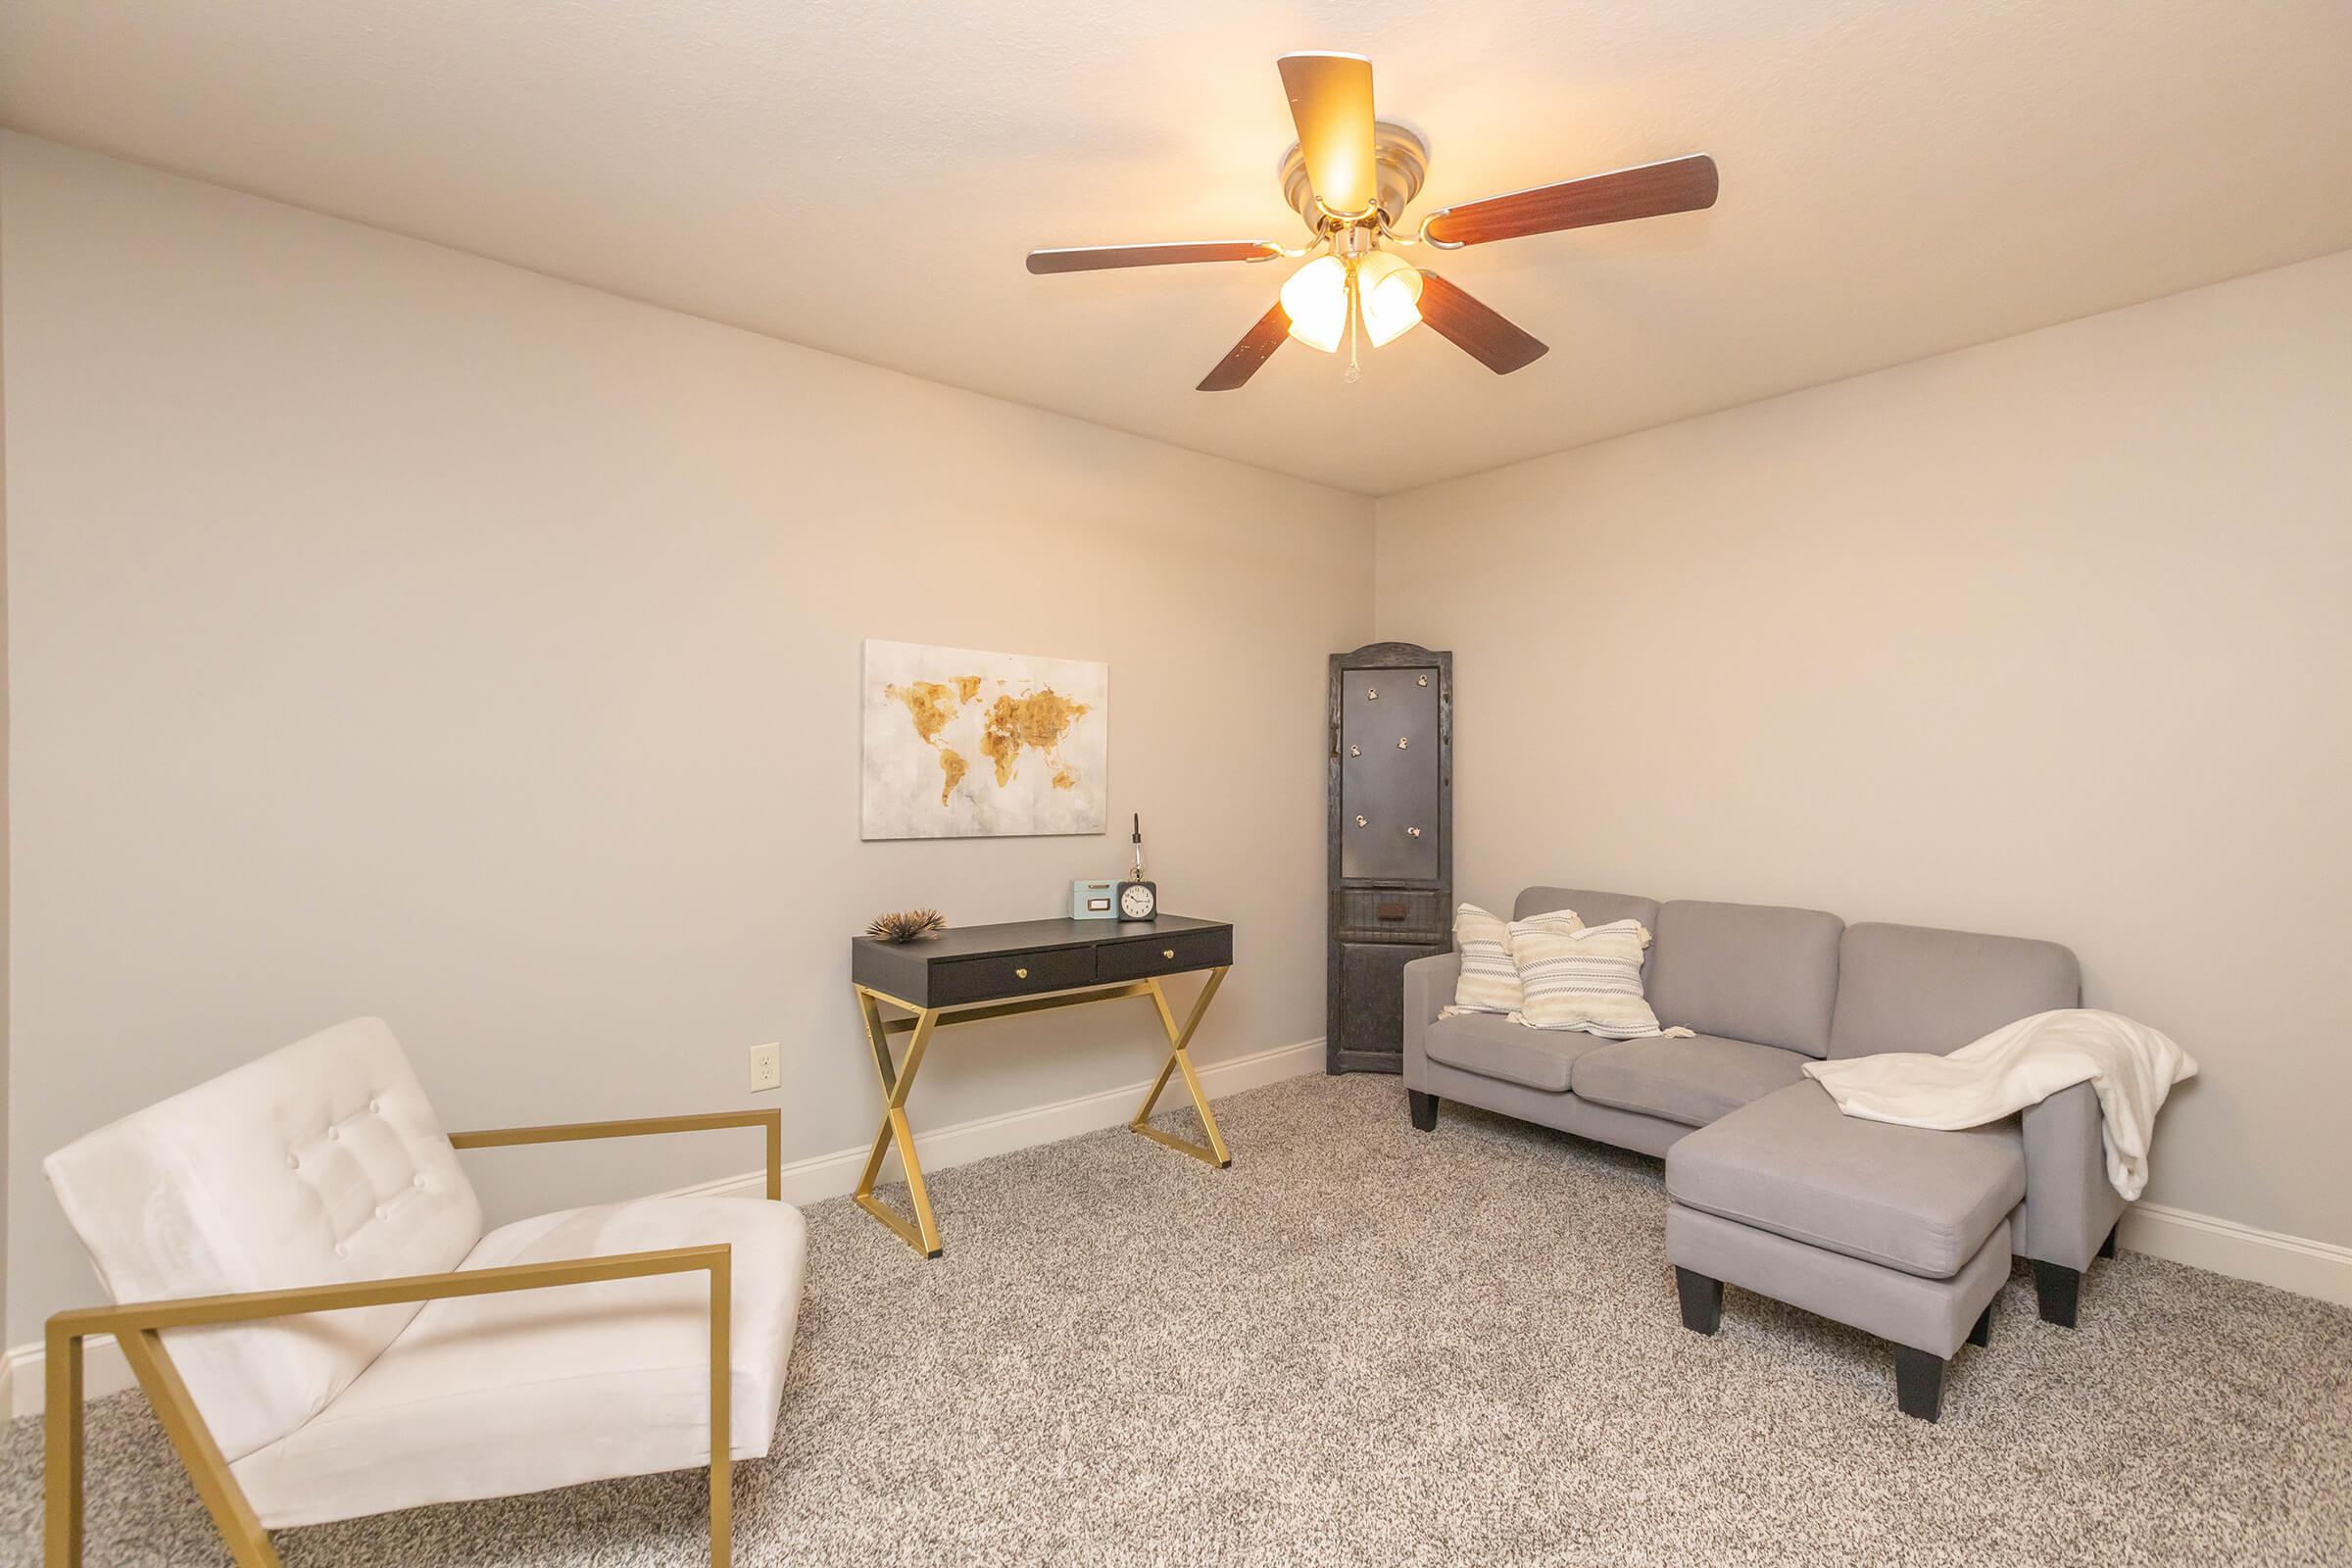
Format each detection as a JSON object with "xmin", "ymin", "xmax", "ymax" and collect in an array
[
  {"xmin": 44, "ymin": 1017, "xmax": 482, "ymax": 1462},
  {"xmin": 1828, "ymin": 922, "xmax": 2082, "ymax": 1058},
  {"xmin": 1644, "ymin": 899, "xmax": 1846, "ymax": 1056}
]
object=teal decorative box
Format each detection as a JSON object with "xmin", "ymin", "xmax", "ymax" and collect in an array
[{"xmin": 1069, "ymin": 879, "xmax": 1117, "ymax": 919}]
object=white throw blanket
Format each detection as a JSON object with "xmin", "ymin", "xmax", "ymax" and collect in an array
[{"xmin": 1801, "ymin": 1009, "xmax": 2197, "ymax": 1200}]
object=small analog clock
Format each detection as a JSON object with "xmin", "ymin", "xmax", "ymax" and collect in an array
[{"xmin": 1116, "ymin": 880, "xmax": 1158, "ymax": 922}]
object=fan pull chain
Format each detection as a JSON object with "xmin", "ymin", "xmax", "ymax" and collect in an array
[{"xmin": 1344, "ymin": 259, "xmax": 1363, "ymax": 383}]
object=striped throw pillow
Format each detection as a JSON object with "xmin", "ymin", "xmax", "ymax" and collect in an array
[
  {"xmin": 1508, "ymin": 918, "xmax": 1689, "ymax": 1039},
  {"xmin": 1446, "ymin": 904, "xmax": 1581, "ymax": 1016}
]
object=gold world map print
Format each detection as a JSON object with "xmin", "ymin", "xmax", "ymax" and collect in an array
[{"xmin": 859, "ymin": 640, "xmax": 1108, "ymax": 839}]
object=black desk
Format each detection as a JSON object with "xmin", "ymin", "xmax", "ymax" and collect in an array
[{"xmin": 848, "ymin": 914, "xmax": 1235, "ymax": 1257}]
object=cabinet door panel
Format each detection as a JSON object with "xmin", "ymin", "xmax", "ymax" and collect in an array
[
  {"xmin": 1336, "ymin": 941, "xmax": 1434, "ymax": 1059},
  {"xmin": 1339, "ymin": 665, "xmax": 1441, "ymax": 880}
]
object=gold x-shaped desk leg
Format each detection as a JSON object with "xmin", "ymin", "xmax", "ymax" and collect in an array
[
  {"xmin": 852, "ymin": 966, "xmax": 1233, "ymax": 1258},
  {"xmin": 854, "ymin": 990, "xmax": 944, "ymax": 1259},
  {"xmin": 1131, "ymin": 965, "xmax": 1232, "ymax": 1167}
]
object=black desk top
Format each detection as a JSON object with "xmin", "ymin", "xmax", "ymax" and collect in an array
[
  {"xmin": 851, "ymin": 914, "xmax": 1233, "ymax": 1009},
  {"xmin": 852, "ymin": 913, "xmax": 1227, "ymax": 962}
]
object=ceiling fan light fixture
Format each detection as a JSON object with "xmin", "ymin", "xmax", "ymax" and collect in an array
[
  {"xmin": 1356, "ymin": 251, "xmax": 1424, "ymax": 347},
  {"xmin": 1280, "ymin": 255, "xmax": 1349, "ymax": 352}
]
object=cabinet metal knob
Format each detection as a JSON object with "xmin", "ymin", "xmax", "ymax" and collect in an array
[
  {"xmin": 1407, "ymin": 826, "xmax": 1423, "ymax": 837},
  {"xmin": 1354, "ymin": 814, "xmax": 1367, "ymax": 827},
  {"xmin": 1396, "ymin": 737, "xmax": 1408, "ymax": 749},
  {"xmin": 1014, "ymin": 967, "xmax": 1028, "ymax": 979},
  {"xmin": 1349, "ymin": 745, "xmax": 1360, "ymax": 757},
  {"xmin": 1418, "ymin": 675, "xmax": 1429, "ymax": 686},
  {"xmin": 1163, "ymin": 949, "xmax": 1176, "ymax": 959},
  {"xmin": 1366, "ymin": 688, "xmax": 1378, "ymax": 700}
]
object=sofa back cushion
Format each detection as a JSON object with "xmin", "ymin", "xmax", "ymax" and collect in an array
[
  {"xmin": 44, "ymin": 1017, "xmax": 483, "ymax": 1462},
  {"xmin": 1514, "ymin": 887, "xmax": 1661, "ymax": 972},
  {"xmin": 1645, "ymin": 900, "xmax": 1844, "ymax": 1057},
  {"xmin": 1829, "ymin": 922, "xmax": 2082, "ymax": 1058}
]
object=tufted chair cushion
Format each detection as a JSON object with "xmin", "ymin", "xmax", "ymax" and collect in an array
[{"xmin": 44, "ymin": 1017, "xmax": 482, "ymax": 1462}]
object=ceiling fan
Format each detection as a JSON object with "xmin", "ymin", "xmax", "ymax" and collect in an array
[{"xmin": 1026, "ymin": 52, "xmax": 1719, "ymax": 391}]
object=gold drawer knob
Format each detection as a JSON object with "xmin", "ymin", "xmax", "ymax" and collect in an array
[
  {"xmin": 1014, "ymin": 966, "xmax": 1028, "ymax": 979},
  {"xmin": 1163, "ymin": 949, "xmax": 1176, "ymax": 959}
]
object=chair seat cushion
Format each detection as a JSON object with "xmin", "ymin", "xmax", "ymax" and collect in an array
[
  {"xmin": 1423, "ymin": 1009, "xmax": 1605, "ymax": 1092},
  {"xmin": 1665, "ymin": 1081, "xmax": 2025, "ymax": 1279},
  {"xmin": 1569, "ymin": 1034, "xmax": 1811, "ymax": 1127},
  {"xmin": 231, "ymin": 1195, "xmax": 809, "ymax": 1530}
]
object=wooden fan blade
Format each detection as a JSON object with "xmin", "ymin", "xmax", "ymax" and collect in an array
[
  {"xmin": 1415, "ymin": 272, "xmax": 1549, "ymax": 374},
  {"xmin": 1197, "ymin": 301, "xmax": 1292, "ymax": 392},
  {"xmin": 1276, "ymin": 53, "xmax": 1377, "ymax": 215},
  {"xmin": 1027, "ymin": 241, "xmax": 1282, "ymax": 274},
  {"xmin": 1421, "ymin": 155, "xmax": 1719, "ymax": 247}
]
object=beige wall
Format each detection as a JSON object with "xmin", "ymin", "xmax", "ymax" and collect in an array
[
  {"xmin": 6, "ymin": 125, "xmax": 2344, "ymax": 1348},
  {"xmin": 1377, "ymin": 249, "xmax": 2352, "ymax": 1247},
  {"xmin": 0, "ymin": 135, "xmax": 1373, "ymax": 1342},
  {"xmin": 1, "ymin": 143, "xmax": 12, "ymax": 1330}
]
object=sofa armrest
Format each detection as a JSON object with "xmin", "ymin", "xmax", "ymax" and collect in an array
[
  {"xmin": 1401, "ymin": 952, "xmax": 1461, "ymax": 1090},
  {"xmin": 2013, "ymin": 1080, "xmax": 2126, "ymax": 1271}
]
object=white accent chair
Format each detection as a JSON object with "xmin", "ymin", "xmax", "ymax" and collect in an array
[{"xmin": 41, "ymin": 1016, "xmax": 808, "ymax": 1566}]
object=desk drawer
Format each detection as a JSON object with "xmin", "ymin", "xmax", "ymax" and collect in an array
[
  {"xmin": 927, "ymin": 944, "xmax": 1097, "ymax": 1006},
  {"xmin": 1097, "ymin": 926, "xmax": 1233, "ymax": 982},
  {"xmin": 1334, "ymin": 888, "xmax": 1446, "ymax": 943}
]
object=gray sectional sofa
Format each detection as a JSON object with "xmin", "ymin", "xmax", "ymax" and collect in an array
[{"xmin": 1402, "ymin": 885, "xmax": 2126, "ymax": 1420}]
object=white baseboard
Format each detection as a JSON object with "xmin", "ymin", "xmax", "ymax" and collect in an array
[
  {"xmin": 2120, "ymin": 1201, "xmax": 2352, "ymax": 1308},
  {"xmin": 662, "ymin": 1034, "xmax": 1324, "ymax": 1207},
  {"xmin": 4, "ymin": 1037, "xmax": 1326, "ymax": 1420},
  {"xmin": 8, "ymin": 1332, "xmax": 139, "ymax": 1421},
  {"xmin": 17, "ymin": 1049, "xmax": 2345, "ymax": 1420}
]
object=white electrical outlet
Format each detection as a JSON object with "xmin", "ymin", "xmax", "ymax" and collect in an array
[{"xmin": 748, "ymin": 1043, "xmax": 781, "ymax": 1093}]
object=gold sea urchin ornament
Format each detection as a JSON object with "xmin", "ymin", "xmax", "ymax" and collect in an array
[{"xmin": 865, "ymin": 907, "xmax": 948, "ymax": 944}]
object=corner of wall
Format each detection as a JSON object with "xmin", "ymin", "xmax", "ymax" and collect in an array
[{"xmin": 1, "ymin": 137, "xmax": 15, "ymax": 1344}]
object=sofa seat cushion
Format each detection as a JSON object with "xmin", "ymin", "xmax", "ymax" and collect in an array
[
  {"xmin": 230, "ymin": 1194, "xmax": 809, "ymax": 1530},
  {"xmin": 1570, "ymin": 1034, "xmax": 1811, "ymax": 1127},
  {"xmin": 1422, "ymin": 1010, "xmax": 1606, "ymax": 1092},
  {"xmin": 1666, "ymin": 1081, "xmax": 2024, "ymax": 1280}
]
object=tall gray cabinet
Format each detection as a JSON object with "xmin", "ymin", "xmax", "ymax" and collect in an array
[{"xmin": 1327, "ymin": 642, "xmax": 1452, "ymax": 1074}]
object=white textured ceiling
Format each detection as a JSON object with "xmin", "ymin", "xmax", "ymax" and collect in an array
[{"xmin": 5, "ymin": 1, "xmax": 2350, "ymax": 495}]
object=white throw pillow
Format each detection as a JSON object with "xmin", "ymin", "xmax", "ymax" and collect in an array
[
  {"xmin": 1446, "ymin": 904, "xmax": 1580, "ymax": 1017},
  {"xmin": 1508, "ymin": 917, "xmax": 1689, "ymax": 1039}
]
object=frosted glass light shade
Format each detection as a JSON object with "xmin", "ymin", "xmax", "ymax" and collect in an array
[
  {"xmin": 1357, "ymin": 252, "xmax": 1424, "ymax": 347},
  {"xmin": 1280, "ymin": 256, "xmax": 1349, "ymax": 353}
]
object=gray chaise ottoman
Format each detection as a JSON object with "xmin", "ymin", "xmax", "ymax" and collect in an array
[{"xmin": 1664, "ymin": 1079, "xmax": 2025, "ymax": 1420}]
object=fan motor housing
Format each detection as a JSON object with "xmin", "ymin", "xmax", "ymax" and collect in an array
[{"xmin": 1280, "ymin": 120, "xmax": 1431, "ymax": 232}]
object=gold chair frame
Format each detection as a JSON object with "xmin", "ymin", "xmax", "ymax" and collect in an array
[{"xmin": 45, "ymin": 1109, "xmax": 785, "ymax": 1568}]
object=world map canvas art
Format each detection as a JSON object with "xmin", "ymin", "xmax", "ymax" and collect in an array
[{"xmin": 860, "ymin": 640, "xmax": 1108, "ymax": 840}]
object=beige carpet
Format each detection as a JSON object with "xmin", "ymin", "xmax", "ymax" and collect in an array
[{"xmin": 4, "ymin": 1073, "xmax": 2347, "ymax": 1565}]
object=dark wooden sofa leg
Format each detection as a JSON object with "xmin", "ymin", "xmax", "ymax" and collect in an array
[
  {"xmin": 1675, "ymin": 1268, "xmax": 1723, "ymax": 1335},
  {"xmin": 1894, "ymin": 1346, "xmax": 1945, "ymax": 1421},
  {"xmin": 1407, "ymin": 1091, "xmax": 1439, "ymax": 1132},
  {"xmin": 2098, "ymin": 1224, "xmax": 2119, "ymax": 1259},
  {"xmin": 2034, "ymin": 1259, "xmax": 2082, "ymax": 1328},
  {"xmin": 1967, "ymin": 1299, "xmax": 1993, "ymax": 1348}
]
